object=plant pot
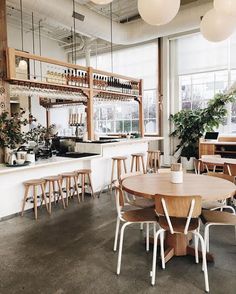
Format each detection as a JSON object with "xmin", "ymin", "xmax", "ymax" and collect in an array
[{"xmin": 181, "ymin": 156, "xmax": 195, "ymax": 171}]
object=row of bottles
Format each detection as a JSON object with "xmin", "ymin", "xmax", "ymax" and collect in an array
[
  {"xmin": 45, "ymin": 68, "xmax": 139, "ymax": 96},
  {"xmin": 46, "ymin": 68, "xmax": 88, "ymax": 87},
  {"xmin": 93, "ymin": 75, "xmax": 139, "ymax": 95}
]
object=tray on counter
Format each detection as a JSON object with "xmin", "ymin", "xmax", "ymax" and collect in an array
[{"xmin": 6, "ymin": 161, "xmax": 31, "ymax": 167}]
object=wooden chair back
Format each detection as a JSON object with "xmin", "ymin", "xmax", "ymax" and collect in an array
[
  {"xmin": 155, "ymin": 194, "xmax": 202, "ymax": 234},
  {"xmin": 224, "ymin": 163, "xmax": 236, "ymax": 177},
  {"xmin": 207, "ymin": 172, "xmax": 235, "ymax": 183}
]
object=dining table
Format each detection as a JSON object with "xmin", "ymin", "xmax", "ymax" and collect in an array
[{"xmin": 121, "ymin": 173, "xmax": 236, "ymax": 263}]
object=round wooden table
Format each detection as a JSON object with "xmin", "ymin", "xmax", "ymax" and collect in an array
[{"xmin": 122, "ymin": 173, "xmax": 236, "ymax": 263}]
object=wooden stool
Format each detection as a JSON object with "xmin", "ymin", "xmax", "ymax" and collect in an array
[
  {"xmin": 61, "ymin": 172, "xmax": 80, "ymax": 206},
  {"xmin": 146, "ymin": 150, "xmax": 161, "ymax": 173},
  {"xmin": 76, "ymin": 169, "xmax": 94, "ymax": 201},
  {"xmin": 111, "ymin": 156, "xmax": 127, "ymax": 191},
  {"xmin": 22, "ymin": 179, "xmax": 48, "ymax": 220},
  {"xmin": 44, "ymin": 175, "xmax": 66, "ymax": 214},
  {"xmin": 130, "ymin": 153, "xmax": 146, "ymax": 174}
]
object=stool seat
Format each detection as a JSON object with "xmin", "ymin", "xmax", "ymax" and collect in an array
[
  {"xmin": 24, "ymin": 179, "xmax": 45, "ymax": 186},
  {"xmin": 112, "ymin": 156, "xmax": 127, "ymax": 161},
  {"xmin": 44, "ymin": 175, "xmax": 62, "ymax": 181},
  {"xmin": 61, "ymin": 172, "xmax": 77, "ymax": 178},
  {"xmin": 77, "ymin": 169, "xmax": 92, "ymax": 174},
  {"xmin": 147, "ymin": 150, "xmax": 160, "ymax": 154}
]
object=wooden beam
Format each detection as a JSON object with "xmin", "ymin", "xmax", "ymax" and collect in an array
[
  {"xmin": 0, "ymin": 0, "xmax": 9, "ymax": 113},
  {"xmin": 87, "ymin": 67, "xmax": 94, "ymax": 140},
  {"xmin": 139, "ymin": 79, "xmax": 144, "ymax": 138}
]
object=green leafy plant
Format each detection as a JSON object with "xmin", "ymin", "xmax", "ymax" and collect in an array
[
  {"xmin": 24, "ymin": 124, "xmax": 57, "ymax": 144},
  {"xmin": 0, "ymin": 109, "xmax": 28, "ymax": 149},
  {"xmin": 170, "ymin": 89, "xmax": 236, "ymax": 160}
]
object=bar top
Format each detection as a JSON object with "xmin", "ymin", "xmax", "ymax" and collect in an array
[{"xmin": 0, "ymin": 154, "xmax": 101, "ymax": 175}]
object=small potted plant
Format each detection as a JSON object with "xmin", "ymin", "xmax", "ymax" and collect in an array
[
  {"xmin": 0, "ymin": 109, "xmax": 28, "ymax": 163},
  {"xmin": 170, "ymin": 88, "xmax": 236, "ymax": 170}
]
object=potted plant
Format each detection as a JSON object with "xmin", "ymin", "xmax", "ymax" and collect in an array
[
  {"xmin": 0, "ymin": 109, "xmax": 28, "ymax": 163},
  {"xmin": 170, "ymin": 88, "xmax": 236, "ymax": 170}
]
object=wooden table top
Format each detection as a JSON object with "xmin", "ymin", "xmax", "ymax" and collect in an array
[
  {"xmin": 122, "ymin": 173, "xmax": 236, "ymax": 202},
  {"xmin": 200, "ymin": 157, "xmax": 236, "ymax": 166}
]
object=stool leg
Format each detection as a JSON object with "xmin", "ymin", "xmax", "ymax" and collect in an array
[
  {"xmin": 57, "ymin": 180, "xmax": 66, "ymax": 209},
  {"xmin": 48, "ymin": 181, "xmax": 53, "ymax": 214},
  {"xmin": 136, "ymin": 157, "xmax": 140, "ymax": 172},
  {"xmin": 146, "ymin": 154, "xmax": 150, "ymax": 173},
  {"xmin": 123, "ymin": 159, "xmax": 127, "ymax": 174},
  {"xmin": 88, "ymin": 173, "xmax": 95, "ymax": 198},
  {"xmin": 130, "ymin": 157, "xmax": 134, "ymax": 172},
  {"xmin": 74, "ymin": 176, "xmax": 81, "ymax": 203},
  {"xmin": 81, "ymin": 174, "xmax": 85, "ymax": 201},
  {"xmin": 66, "ymin": 178, "xmax": 69, "ymax": 207},
  {"xmin": 141, "ymin": 156, "xmax": 146, "ymax": 174},
  {"xmin": 40, "ymin": 183, "xmax": 48, "ymax": 212},
  {"xmin": 110, "ymin": 159, "xmax": 115, "ymax": 192},
  {"xmin": 117, "ymin": 160, "xmax": 122, "ymax": 181},
  {"xmin": 21, "ymin": 185, "xmax": 30, "ymax": 216},
  {"xmin": 33, "ymin": 185, "xmax": 38, "ymax": 220},
  {"xmin": 52, "ymin": 181, "xmax": 57, "ymax": 205}
]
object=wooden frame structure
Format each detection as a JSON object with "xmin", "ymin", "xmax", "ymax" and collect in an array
[{"xmin": 5, "ymin": 48, "xmax": 144, "ymax": 140}]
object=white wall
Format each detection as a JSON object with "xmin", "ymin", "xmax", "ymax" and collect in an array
[{"xmin": 7, "ymin": 24, "xmax": 68, "ymax": 126}]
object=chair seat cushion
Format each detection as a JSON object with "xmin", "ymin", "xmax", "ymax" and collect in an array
[
  {"xmin": 201, "ymin": 210, "xmax": 236, "ymax": 225},
  {"xmin": 159, "ymin": 216, "xmax": 199, "ymax": 233},
  {"xmin": 122, "ymin": 208, "xmax": 158, "ymax": 223},
  {"xmin": 128, "ymin": 198, "xmax": 155, "ymax": 209}
]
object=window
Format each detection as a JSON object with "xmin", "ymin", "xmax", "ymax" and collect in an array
[
  {"xmin": 171, "ymin": 33, "xmax": 236, "ymax": 133},
  {"xmin": 78, "ymin": 42, "xmax": 159, "ymax": 134}
]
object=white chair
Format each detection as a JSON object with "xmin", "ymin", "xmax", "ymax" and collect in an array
[
  {"xmin": 151, "ymin": 194, "xmax": 209, "ymax": 293},
  {"xmin": 201, "ymin": 155, "xmax": 222, "ymax": 173},
  {"xmin": 114, "ymin": 182, "xmax": 158, "ymax": 276}
]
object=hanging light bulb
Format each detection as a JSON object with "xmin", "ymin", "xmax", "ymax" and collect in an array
[
  {"xmin": 91, "ymin": 0, "xmax": 113, "ymax": 5},
  {"xmin": 214, "ymin": 0, "xmax": 236, "ymax": 17},
  {"xmin": 19, "ymin": 59, "xmax": 28, "ymax": 70},
  {"xmin": 200, "ymin": 8, "xmax": 235, "ymax": 42},
  {"xmin": 138, "ymin": 0, "xmax": 180, "ymax": 26}
]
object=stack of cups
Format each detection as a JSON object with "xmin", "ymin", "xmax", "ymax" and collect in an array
[{"xmin": 170, "ymin": 163, "xmax": 183, "ymax": 184}]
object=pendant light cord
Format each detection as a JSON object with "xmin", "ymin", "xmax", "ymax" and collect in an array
[
  {"xmin": 20, "ymin": 0, "xmax": 24, "ymax": 51},
  {"xmin": 110, "ymin": 2, "xmax": 113, "ymax": 73}
]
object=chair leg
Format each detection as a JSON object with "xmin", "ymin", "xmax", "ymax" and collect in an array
[
  {"xmin": 204, "ymin": 224, "xmax": 211, "ymax": 253},
  {"xmin": 113, "ymin": 217, "xmax": 120, "ymax": 252},
  {"xmin": 194, "ymin": 230, "xmax": 199, "ymax": 264},
  {"xmin": 21, "ymin": 185, "xmax": 30, "ymax": 216},
  {"xmin": 160, "ymin": 230, "xmax": 165, "ymax": 269},
  {"xmin": 151, "ymin": 229, "xmax": 163, "ymax": 286},
  {"xmin": 146, "ymin": 223, "xmax": 150, "ymax": 252},
  {"xmin": 194, "ymin": 232, "xmax": 209, "ymax": 293},
  {"xmin": 117, "ymin": 222, "xmax": 131, "ymax": 275}
]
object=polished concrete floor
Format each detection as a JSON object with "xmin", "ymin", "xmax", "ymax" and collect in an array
[{"xmin": 0, "ymin": 193, "xmax": 235, "ymax": 294}]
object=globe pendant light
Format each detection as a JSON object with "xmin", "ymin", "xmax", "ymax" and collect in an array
[
  {"xmin": 138, "ymin": 0, "xmax": 180, "ymax": 26},
  {"xmin": 91, "ymin": 0, "xmax": 113, "ymax": 5},
  {"xmin": 214, "ymin": 0, "xmax": 236, "ymax": 17},
  {"xmin": 200, "ymin": 8, "xmax": 236, "ymax": 42}
]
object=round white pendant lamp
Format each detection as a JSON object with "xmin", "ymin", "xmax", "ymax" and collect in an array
[
  {"xmin": 91, "ymin": 0, "xmax": 113, "ymax": 5},
  {"xmin": 19, "ymin": 59, "xmax": 28, "ymax": 70},
  {"xmin": 214, "ymin": 0, "xmax": 236, "ymax": 17},
  {"xmin": 200, "ymin": 9, "xmax": 236, "ymax": 42},
  {"xmin": 138, "ymin": 0, "xmax": 180, "ymax": 26}
]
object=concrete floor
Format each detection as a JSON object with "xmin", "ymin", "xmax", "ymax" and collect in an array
[{"xmin": 0, "ymin": 193, "xmax": 235, "ymax": 294}]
